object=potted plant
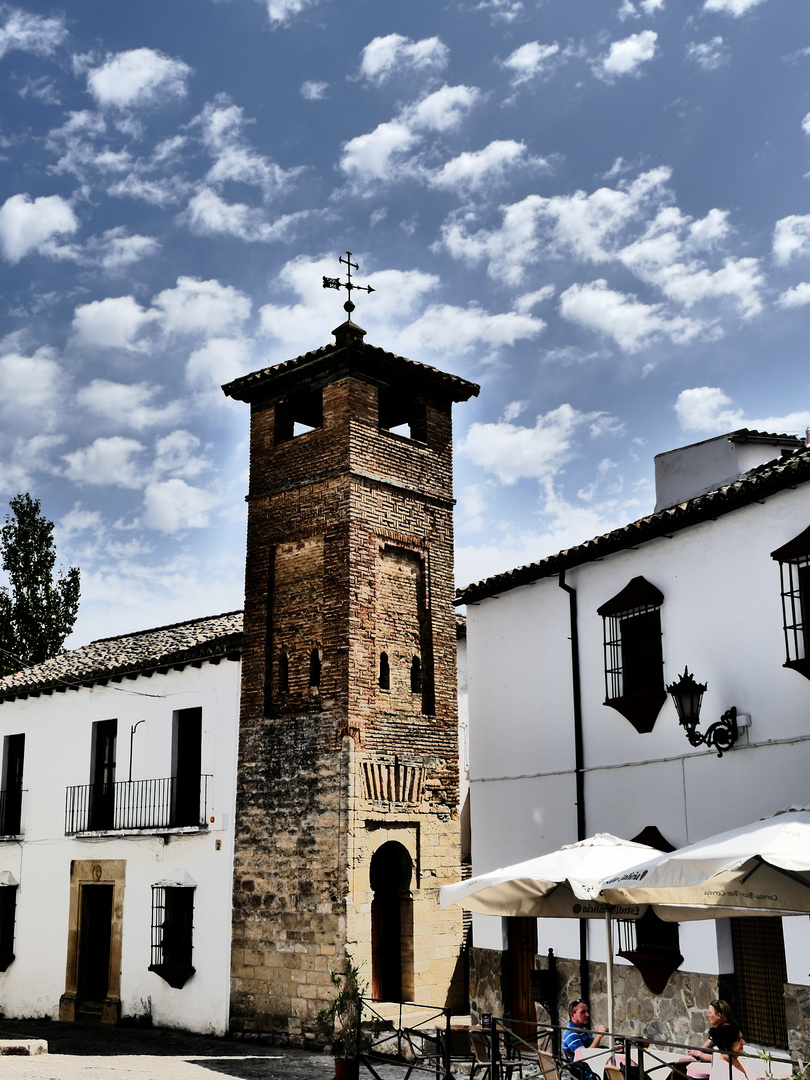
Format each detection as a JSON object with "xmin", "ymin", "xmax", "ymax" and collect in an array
[{"xmin": 316, "ymin": 954, "xmax": 370, "ymax": 1080}]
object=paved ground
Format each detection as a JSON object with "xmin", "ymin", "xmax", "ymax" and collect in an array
[{"xmin": 0, "ymin": 1019, "xmax": 464, "ymax": 1080}]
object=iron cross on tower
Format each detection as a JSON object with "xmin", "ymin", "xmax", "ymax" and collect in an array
[{"xmin": 322, "ymin": 252, "xmax": 375, "ymax": 317}]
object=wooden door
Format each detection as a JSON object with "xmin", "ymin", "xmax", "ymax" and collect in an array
[{"xmin": 507, "ymin": 916, "xmax": 538, "ymax": 1040}]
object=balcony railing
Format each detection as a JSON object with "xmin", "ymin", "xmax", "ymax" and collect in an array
[
  {"xmin": 0, "ymin": 788, "xmax": 24, "ymax": 837},
  {"xmin": 65, "ymin": 775, "xmax": 211, "ymax": 835}
]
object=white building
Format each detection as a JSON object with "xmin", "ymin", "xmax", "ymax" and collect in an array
[
  {"xmin": 0, "ymin": 611, "xmax": 242, "ymax": 1034},
  {"xmin": 458, "ymin": 430, "xmax": 810, "ymax": 1056}
]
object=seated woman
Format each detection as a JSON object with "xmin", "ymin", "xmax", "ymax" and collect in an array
[
  {"xmin": 713, "ymin": 1024, "xmax": 750, "ymax": 1078},
  {"xmin": 687, "ymin": 1001, "xmax": 737, "ymax": 1063}
]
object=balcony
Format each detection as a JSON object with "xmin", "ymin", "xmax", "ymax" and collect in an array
[
  {"xmin": 0, "ymin": 788, "xmax": 24, "ymax": 838},
  {"xmin": 65, "ymin": 776, "xmax": 211, "ymax": 835}
]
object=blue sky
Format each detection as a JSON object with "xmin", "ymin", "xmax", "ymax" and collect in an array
[{"xmin": 0, "ymin": 0, "xmax": 808, "ymax": 646}]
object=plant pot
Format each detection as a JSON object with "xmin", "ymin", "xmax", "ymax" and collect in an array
[{"xmin": 334, "ymin": 1058, "xmax": 360, "ymax": 1080}]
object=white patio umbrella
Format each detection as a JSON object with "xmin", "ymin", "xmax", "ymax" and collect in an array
[
  {"xmin": 598, "ymin": 806, "xmax": 810, "ymax": 921},
  {"xmin": 440, "ymin": 833, "xmax": 658, "ymax": 1036}
]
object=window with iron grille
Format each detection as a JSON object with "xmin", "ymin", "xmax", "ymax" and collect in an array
[
  {"xmin": 597, "ymin": 576, "xmax": 666, "ymax": 733},
  {"xmin": 149, "ymin": 886, "xmax": 195, "ymax": 989},
  {"xmin": 0, "ymin": 886, "xmax": 17, "ymax": 971},
  {"xmin": 771, "ymin": 525, "xmax": 810, "ymax": 681}
]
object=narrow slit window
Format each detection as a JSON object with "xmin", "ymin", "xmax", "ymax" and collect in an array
[
  {"xmin": 309, "ymin": 648, "xmax": 321, "ymax": 688},
  {"xmin": 379, "ymin": 652, "xmax": 390, "ymax": 690},
  {"xmin": 278, "ymin": 650, "xmax": 289, "ymax": 694},
  {"xmin": 410, "ymin": 656, "xmax": 422, "ymax": 694}
]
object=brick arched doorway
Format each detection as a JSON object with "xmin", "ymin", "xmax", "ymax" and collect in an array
[{"xmin": 370, "ymin": 841, "xmax": 413, "ymax": 1002}]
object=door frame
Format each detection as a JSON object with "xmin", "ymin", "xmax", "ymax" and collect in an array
[{"xmin": 60, "ymin": 859, "xmax": 126, "ymax": 1024}]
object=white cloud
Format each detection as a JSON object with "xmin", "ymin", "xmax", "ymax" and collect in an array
[
  {"xmin": 86, "ymin": 48, "xmax": 192, "ymax": 109},
  {"xmin": 777, "ymin": 282, "xmax": 810, "ymax": 308},
  {"xmin": 406, "ymin": 84, "xmax": 480, "ymax": 133},
  {"xmin": 456, "ymin": 403, "xmax": 615, "ymax": 485},
  {"xmin": 686, "ymin": 37, "xmax": 728, "ymax": 70},
  {"xmin": 265, "ymin": 0, "xmax": 321, "ymax": 26},
  {"xmin": 675, "ymin": 386, "xmax": 809, "ymax": 435},
  {"xmin": 559, "ymin": 279, "xmax": 709, "ymax": 352},
  {"xmin": 0, "ymin": 8, "xmax": 67, "ymax": 58},
  {"xmin": 340, "ymin": 121, "xmax": 420, "ymax": 183},
  {"xmin": 192, "ymin": 96, "xmax": 302, "ymax": 200},
  {"xmin": 186, "ymin": 337, "xmax": 254, "ymax": 390},
  {"xmin": 141, "ymin": 478, "xmax": 218, "ymax": 533},
  {"xmin": 396, "ymin": 304, "xmax": 545, "ymax": 358},
  {"xmin": 72, "ymin": 295, "xmax": 159, "ymax": 350},
  {"xmin": 89, "ymin": 227, "xmax": 161, "ymax": 271},
  {"xmin": 77, "ymin": 381, "xmax": 184, "ymax": 430},
  {"xmin": 180, "ymin": 188, "xmax": 308, "ymax": 243},
  {"xmin": 358, "ymin": 34, "xmax": 449, "ymax": 85},
  {"xmin": 300, "ymin": 80, "xmax": 327, "ymax": 100},
  {"xmin": 514, "ymin": 287, "xmax": 556, "ymax": 313},
  {"xmin": 502, "ymin": 41, "xmax": 560, "ymax": 85},
  {"xmin": 773, "ymin": 215, "xmax": 810, "ymax": 265},
  {"xmin": 63, "ymin": 436, "xmax": 146, "ymax": 488},
  {"xmin": 431, "ymin": 141, "xmax": 536, "ymax": 193},
  {"xmin": 152, "ymin": 276, "xmax": 251, "ymax": 335},
  {"xmin": 703, "ymin": 0, "xmax": 768, "ymax": 14},
  {"xmin": 152, "ymin": 430, "xmax": 210, "ymax": 479},
  {"xmin": 596, "ymin": 30, "xmax": 658, "ymax": 79},
  {"xmin": 59, "ymin": 505, "xmax": 104, "ymax": 539},
  {"xmin": 18, "ymin": 75, "xmax": 60, "ymax": 104},
  {"xmin": 0, "ymin": 347, "xmax": 63, "ymax": 416},
  {"xmin": 0, "ymin": 193, "xmax": 79, "ymax": 263},
  {"xmin": 803, "ymin": 112, "xmax": 810, "ymax": 137}
]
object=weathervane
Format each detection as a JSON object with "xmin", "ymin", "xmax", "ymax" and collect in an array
[{"xmin": 323, "ymin": 252, "xmax": 375, "ymax": 317}]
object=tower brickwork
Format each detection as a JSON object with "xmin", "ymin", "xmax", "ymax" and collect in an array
[{"xmin": 223, "ymin": 320, "xmax": 478, "ymax": 1040}]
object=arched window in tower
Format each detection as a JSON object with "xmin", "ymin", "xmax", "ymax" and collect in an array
[
  {"xmin": 278, "ymin": 651, "xmax": 289, "ymax": 695},
  {"xmin": 309, "ymin": 647, "xmax": 321, "ymax": 689},
  {"xmin": 378, "ymin": 652, "xmax": 390, "ymax": 690},
  {"xmin": 410, "ymin": 656, "xmax": 422, "ymax": 694}
]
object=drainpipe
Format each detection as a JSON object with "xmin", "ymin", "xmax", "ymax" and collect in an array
[{"xmin": 558, "ymin": 570, "xmax": 588, "ymax": 1001}]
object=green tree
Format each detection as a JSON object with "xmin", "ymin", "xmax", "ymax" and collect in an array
[{"xmin": 0, "ymin": 494, "xmax": 81, "ymax": 677}]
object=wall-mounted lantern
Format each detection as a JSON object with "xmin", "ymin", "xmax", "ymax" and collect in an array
[{"xmin": 666, "ymin": 668, "xmax": 738, "ymax": 758}]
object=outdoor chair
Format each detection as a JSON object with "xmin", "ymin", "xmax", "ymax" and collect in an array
[
  {"xmin": 605, "ymin": 1063, "xmax": 625, "ymax": 1080},
  {"xmin": 538, "ymin": 1048, "xmax": 562, "ymax": 1080}
]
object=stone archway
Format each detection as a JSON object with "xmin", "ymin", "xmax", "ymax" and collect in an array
[{"xmin": 370, "ymin": 841, "xmax": 413, "ymax": 1002}]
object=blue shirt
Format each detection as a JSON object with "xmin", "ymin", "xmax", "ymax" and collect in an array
[{"xmin": 563, "ymin": 1021, "xmax": 594, "ymax": 1061}]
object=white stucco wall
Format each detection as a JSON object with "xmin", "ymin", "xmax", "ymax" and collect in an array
[
  {"xmin": 465, "ymin": 479, "xmax": 810, "ymax": 987},
  {"xmin": 0, "ymin": 658, "xmax": 240, "ymax": 1033}
]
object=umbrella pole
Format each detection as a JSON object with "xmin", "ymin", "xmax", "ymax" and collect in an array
[{"xmin": 605, "ymin": 911, "xmax": 615, "ymax": 1050}]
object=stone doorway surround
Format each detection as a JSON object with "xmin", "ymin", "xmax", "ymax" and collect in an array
[{"xmin": 59, "ymin": 859, "xmax": 126, "ymax": 1025}]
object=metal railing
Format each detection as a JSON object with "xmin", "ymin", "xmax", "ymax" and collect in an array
[{"xmin": 64, "ymin": 775, "xmax": 211, "ymax": 834}]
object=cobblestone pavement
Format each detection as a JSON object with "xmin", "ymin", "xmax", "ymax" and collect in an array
[{"xmin": 0, "ymin": 1020, "xmax": 460, "ymax": 1080}]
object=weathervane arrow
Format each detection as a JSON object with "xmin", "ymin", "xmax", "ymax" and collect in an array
[{"xmin": 322, "ymin": 251, "xmax": 375, "ymax": 317}]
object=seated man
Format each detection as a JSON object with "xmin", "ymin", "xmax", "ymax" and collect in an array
[{"xmin": 563, "ymin": 999, "xmax": 608, "ymax": 1080}]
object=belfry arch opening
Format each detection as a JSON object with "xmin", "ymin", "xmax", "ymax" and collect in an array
[{"xmin": 370, "ymin": 841, "xmax": 413, "ymax": 1002}]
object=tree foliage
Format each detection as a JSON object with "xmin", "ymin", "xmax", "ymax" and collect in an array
[{"xmin": 0, "ymin": 494, "xmax": 81, "ymax": 677}]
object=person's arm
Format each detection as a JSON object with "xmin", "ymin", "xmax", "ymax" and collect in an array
[{"xmin": 592, "ymin": 1025, "xmax": 608, "ymax": 1049}]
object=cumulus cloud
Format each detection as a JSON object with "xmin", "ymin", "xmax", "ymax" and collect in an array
[
  {"xmin": 0, "ymin": 7, "xmax": 67, "ymax": 58},
  {"xmin": 300, "ymin": 80, "xmax": 327, "ymax": 100},
  {"xmin": 0, "ymin": 193, "xmax": 79, "ymax": 263},
  {"xmin": 358, "ymin": 34, "xmax": 449, "ymax": 85},
  {"xmin": 686, "ymin": 37, "xmax": 728, "ymax": 70},
  {"xmin": 777, "ymin": 282, "xmax": 810, "ymax": 308},
  {"xmin": 773, "ymin": 215, "xmax": 810, "ymax": 265},
  {"xmin": 457, "ymin": 403, "xmax": 617, "ymax": 485},
  {"xmin": 180, "ymin": 188, "xmax": 309, "ymax": 243},
  {"xmin": 141, "ymin": 478, "xmax": 218, "ymax": 533},
  {"xmin": 0, "ymin": 347, "xmax": 63, "ymax": 416},
  {"xmin": 186, "ymin": 337, "xmax": 255, "ymax": 390},
  {"xmin": 151, "ymin": 276, "xmax": 251, "ymax": 335},
  {"xmin": 675, "ymin": 386, "xmax": 809, "ymax": 435},
  {"xmin": 152, "ymin": 430, "xmax": 210, "ymax": 479},
  {"xmin": 86, "ymin": 48, "xmax": 192, "ymax": 109},
  {"xmin": 501, "ymin": 41, "xmax": 560, "ymax": 85},
  {"xmin": 191, "ymin": 95, "xmax": 302, "ymax": 200},
  {"xmin": 703, "ymin": 0, "xmax": 768, "ymax": 14},
  {"xmin": 559, "ymin": 279, "xmax": 710, "ymax": 352},
  {"xmin": 265, "ymin": 0, "xmax": 321, "ymax": 27},
  {"xmin": 596, "ymin": 30, "xmax": 658, "ymax": 79},
  {"xmin": 77, "ymin": 380, "xmax": 184, "ymax": 430},
  {"xmin": 63, "ymin": 436, "xmax": 146, "ymax": 487},
  {"xmin": 72, "ymin": 296, "xmax": 159, "ymax": 350},
  {"xmin": 88, "ymin": 227, "xmax": 161, "ymax": 271},
  {"xmin": 339, "ymin": 85, "xmax": 480, "ymax": 188},
  {"xmin": 396, "ymin": 303, "xmax": 545, "ymax": 358},
  {"xmin": 431, "ymin": 141, "xmax": 539, "ymax": 193}
]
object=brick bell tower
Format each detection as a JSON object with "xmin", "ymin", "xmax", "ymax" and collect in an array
[{"xmin": 222, "ymin": 292, "xmax": 479, "ymax": 1040}]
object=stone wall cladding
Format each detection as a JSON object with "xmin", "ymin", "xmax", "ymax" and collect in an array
[{"xmin": 230, "ymin": 351, "xmax": 470, "ymax": 1040}]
